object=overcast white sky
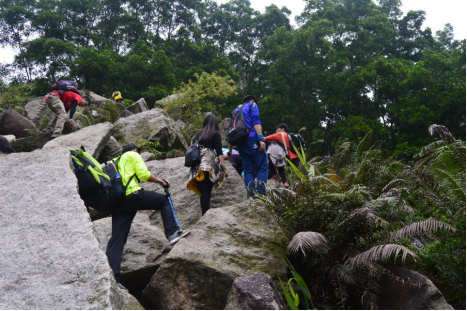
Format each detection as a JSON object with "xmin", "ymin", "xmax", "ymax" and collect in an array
[{"xmin": 0, "ymin": 0, "xmax": 465, "ymax": 64}]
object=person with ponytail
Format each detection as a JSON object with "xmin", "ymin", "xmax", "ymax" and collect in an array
[{"xmin": 187, "ymin": 114, "xmax": 228, "ymax": 215}]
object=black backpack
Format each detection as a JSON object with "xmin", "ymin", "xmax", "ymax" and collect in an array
[
  {"xmin": 51, "ymin": 80, "xmax": 80, "ymax": 95},
  {"xmin": 288, "ymin": 133, "xmax": 306, "ymax": 154},
  {"xmin": 185, "ymin": 140, "xmax": 202, "ymax": 167},
  {"xmin": 70, "ymin": 146, "xmax": 136, "ymax": 212},
  {"xmin": 227, "ymin": 105, "xmax": 251, "ymax": 146}
]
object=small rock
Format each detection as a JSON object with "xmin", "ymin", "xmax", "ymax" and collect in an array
[
  {"xmin": 140, "ymin": 152, "xmax": 156, "ymax": 162},
  {"xmin": 225, "ymin": 273, "xmax": 284, "ymax": 310},
  {"xmin": 379, "ymin": 267, "xmax": 454, "ymax": 310},
  {"xmin": 99, "ymin": 136, "xmax": 122, "ymax": 163},
  {"xmin": 127, "ymin": 98, "xmax": 149, "ymax": 114}
]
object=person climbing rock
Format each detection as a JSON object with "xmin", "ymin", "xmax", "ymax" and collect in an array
[
  {"xmin": 106, "ymin": 144, "xmax": 189, "ymax": 288},
  {"xmin": 41, "ymin": 87, "xmax": 89, "ymax": 138},
  {"xmin": 111, "ymin": 91, "xmax": 123, "ymax": 104},
  {"xmin": 187, "ymin": 114, "xmax": 228, "ymax": 215},
  {"xmin": 229, "ymin": 95, "xmax": 268, "ymax": 199},
  {"xmin": 265, "ymin": 123, "xmax": 300, "ymax": 189},
  {"xmin": 0, "ymin": 136, "xmax": 15, "ymax": 155},
  {"xmin": 222, "ymin": 146, "xmax": 243, "ymax": 177}
]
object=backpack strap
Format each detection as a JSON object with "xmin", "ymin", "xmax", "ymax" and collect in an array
[
  {"xmin": 281, "ymin": 132, "xmax": 289, "ymax": 157},
  {"xmin": 117, "ymin": 155, "xmax": 140, "ymax": 195}
]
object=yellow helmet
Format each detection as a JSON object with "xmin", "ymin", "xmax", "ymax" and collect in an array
[{"xmin": 112, "ymin": 91, "xmax": 122, "ymax": 101}]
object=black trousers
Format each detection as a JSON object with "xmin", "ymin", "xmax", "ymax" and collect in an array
[
  {"xmin": 106, "ymin": 189, "xmax": 179, "ymax": 281},
  {"xmin": 195, "ymin": 173, "xmax": 214, "ymax": 215},
  {"xmin": 268, "ymin": 155, "xmax": 287, "ymax": 183}
]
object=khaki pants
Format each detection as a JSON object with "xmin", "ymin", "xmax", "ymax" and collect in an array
[{"xmin": 45, "ymin": 93, "xmax": 67, "ymax": 136}]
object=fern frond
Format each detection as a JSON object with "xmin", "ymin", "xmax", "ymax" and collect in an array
[
  {"xmin": 356, "ymin": 130, "xmax": 373, "ymax": 156},
  {"xmin": 287, "ymin": 231, "xmax": 329, "ymax": 257},
  {"xmin": 347, "ymin": 244, "xmax": 419, "ymax": 268},
  {"xmin": 389, "ymin": 220, "xmax": 456, "ymax": 242},
  {"xmin": 432, "ymin": 168, "xmax": 466, "ymax": 201},
  {"xmin": 361, "ymin": 290, "xmax": 379, "ymax": 310},
  {"xmin": 338, "ymin": 207, "xmax": 388, "ymax": 228},
  {"xmin": 381, "ymin": 179, "xmax": 406, "ymax": 193},
  {"xmin": 428, "ymin": 124, "xmax": 456, "ymax": 143},
  {"xmin": 337, "ymin": 264, "xmax": 357, "ymax": 286}
]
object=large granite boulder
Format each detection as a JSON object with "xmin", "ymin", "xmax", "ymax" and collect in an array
[
  {"xmin": 127, "ymin": 98, "xmax": 149, "ymax": 114},
  {"xmin": 0, "ymin": 148, "xmax": 131, "ymax": 309},
  {"xmin": 225, "ymin": 273, "xmax": 284, "ymax": 310},
  {"xmin": 379, "ymin": 267, "xmax": 454, "ymax": 310},
  {"xmin": 144, "ymin": 157, "xmax": 246, "ymax": 230},
  {"xmin": 141, "ymin": 200, "xmax": 288, "ymax": 310},
  {"xmin": 112, "ymin": 109, "xmax": 187, "ymax": 151},
  {"xmin": 43, "ymin": 122, "xmax": 113, "ymax": 158},
  {"xmin": 0, "ymin": 108, "xmax": 36, "ymax": 138},
  {"xmin": 93, "ymin": 214, "xmax": 170, "ymax": 294},
  {"xmin": 23, "ymin": 97, "xmax": 53, "ymax": 128}
]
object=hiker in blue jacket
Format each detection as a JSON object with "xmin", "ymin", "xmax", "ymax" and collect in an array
[{"xmin": 229, "ymin": 95, "xmax": 268, "ymax": 198}]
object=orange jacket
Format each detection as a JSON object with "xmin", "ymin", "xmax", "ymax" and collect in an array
[{"xmin": 265, "ymin": 132, "xmax": 298, "ymax": 160}]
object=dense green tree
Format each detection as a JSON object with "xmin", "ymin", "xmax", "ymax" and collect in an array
[{"xmin": 0, "ymin": 0, "xmax": 464, "ymax": 154}]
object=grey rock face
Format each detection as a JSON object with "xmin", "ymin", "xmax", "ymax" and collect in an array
[
  {"xmin": 379, "ymin": 267, "xmax": 454, "ymax": 310},
  {"xmin": 43, "ymin": 122, "xmax": 113, "ymax": 158},
  {"xmin": 144, "ymin": 157, "xmax": 247, "ymax": 230},
  {"xmin": 23, "ymin": 97, "xmax": 53, "ymax": 128},
  {"xmin": 0, "ymin": 108, "xmax": 35, "ymax": 138},
  {"xmin": 141, "ymin": 200, "xmax": 288, "ymax": 310},
  {"xmin": 112, "ymin": 108, "xmax": 187, "ymax": 151},
  {"xmin": 93, "ymin": 214, "xmax": 170, "ymax": 293},
  {"xmin": 127, "ymin": 98, "xmax": 149, "ymax": 114},
  {"xmin": 0, "ymin": 148, "xmax": 129, "ymax": 309},
  {"xmin": 99, "ymin": 136, "xmax": 123, "ymax": 163},
  {"xmin": 225, "ymin": 273, "xmax": 283, "ymax": 310}
]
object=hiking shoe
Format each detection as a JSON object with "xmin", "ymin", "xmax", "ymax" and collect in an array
[
  {"xmin": 168, "ymin": 229, "xmax": 190, "ymax": 245},
  {"xmin": 271, "ymin": 174, "xmax": 280, "ymax": 180},
  {"xmin": 283, "ymin": 182, "xmax": 290, "ymax": 189},
  {"xmin": 117, "ymin": 283, "xmax": 128, "ymax": 292}
]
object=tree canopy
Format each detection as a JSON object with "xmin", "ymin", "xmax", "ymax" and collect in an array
[{"xmin": 0, "ymin": 0, "xmax": 465, "ymax": 157}]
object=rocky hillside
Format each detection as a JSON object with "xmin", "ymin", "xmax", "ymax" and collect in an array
[
  {"xmin": 0, "ymin": 103, "xmax": 456, "ymax": 310},
  {"xmin": 0, "ymin": 106, "xmax": 289, "ymax": 309}
]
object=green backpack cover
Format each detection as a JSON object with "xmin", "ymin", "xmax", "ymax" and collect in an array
[{"xmin": 70, "ymin": 146, "xmax": 113, "ymax": 211}]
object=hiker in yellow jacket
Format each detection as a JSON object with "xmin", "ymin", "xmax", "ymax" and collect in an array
[{"xmin": 106, "ymin": 144, "xmax": 189, "ymax": 290}]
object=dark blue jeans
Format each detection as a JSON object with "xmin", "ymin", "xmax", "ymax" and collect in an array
[{"xmin": 238, "ymin": 137, "xmax": 268, "ymax": 196}]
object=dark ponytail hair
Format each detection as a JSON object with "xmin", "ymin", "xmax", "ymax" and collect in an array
[{"xmin": 195, "ymin": 114, "xmax": 220, "ymax": 143}]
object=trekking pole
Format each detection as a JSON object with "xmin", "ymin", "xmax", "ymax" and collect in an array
[{"xmin": 162, "ymin": 179, "xmax": 180, "ymax": 227}]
